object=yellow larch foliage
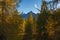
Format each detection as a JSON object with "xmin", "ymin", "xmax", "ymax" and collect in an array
[
  {"xmin": 28, "ymin": 13, "xmax": 36, "ymax": 34},
  {"xmin": 48, "ymin": 10, "xmax": 53, "ymax": 14},
  {"xmin": 46, "ymin": 15, "xmax": 55, "ymax": 37},
  {"xmin": 0, "ymin": 6, "xmax": 2, "ymax": 15},
  {"xmin": 12, "ymin": 10, "xmax": 20, "ymax": 23},
  {"xmin": 28, "ymin": 13, "xmax": 34, "ymax": 24},
  {"xmin": 18, "ymin": 19, "xmax": 27, "ymax": 35},
  {"xmin": 5, "ymin": 14, "xmax": 11, "ymax": 23}
]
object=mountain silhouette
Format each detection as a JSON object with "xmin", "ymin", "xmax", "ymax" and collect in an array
[{"xmin": 21, "ymin": 11, "xmax": 36, "ymax": 19}]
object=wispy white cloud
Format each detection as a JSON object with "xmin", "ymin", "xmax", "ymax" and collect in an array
[
  {"xmin": 34, "ymin": 4, "xmax": 38, "ymax": 8},
  {"xmin": 57, "ymin": 3, "xmax": 60, "ymax": 8}
]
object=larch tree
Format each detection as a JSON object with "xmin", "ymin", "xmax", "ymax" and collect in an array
[
  {"xmin": 23, "ymin": 12, "xmax": 35, "ymax": 40},
  {"xmin": 0, "ymin": 0, "xmax": 21, "ymax": 40},
  {"xmin": 46, "ymin": 10, "xmax": 55, "ymax": 40},
  {"xmin": 53, "ymin": 8, "xmax": 60, "ymax": 40}
]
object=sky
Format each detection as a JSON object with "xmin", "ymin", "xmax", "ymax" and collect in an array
[
  {"xmin": 17, "ymin": 0, "xmax": 42, "ymax": 14},
  {"xmin": 17, "ymin": 0, "xmax": 60, "ymax": 14}
]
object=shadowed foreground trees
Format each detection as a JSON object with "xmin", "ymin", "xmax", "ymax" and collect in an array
[
  {"xmin": 0, "ymin": 0, "xmax": 60, "ymax": 40},
  {"xmin": 0, "ymin": 0, "xmax": 21, "ymax": 40}
]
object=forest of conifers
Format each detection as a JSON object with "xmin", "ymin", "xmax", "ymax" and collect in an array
[{"xmin": 0, "ymin": 0, "xmax": 60, "ymax": 40}]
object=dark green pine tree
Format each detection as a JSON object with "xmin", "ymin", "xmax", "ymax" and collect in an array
[
  {"xmin": 36, "ymin": 0, "xmax": 49, "ymax": 40},
  {"xmin": 25, "ymin": 23, "xmax": 32, "ymax": 35}
]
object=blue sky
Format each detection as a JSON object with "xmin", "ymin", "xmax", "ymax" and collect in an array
[
  {"xmin": 17, "ymin": 0, "xmax": 60, "ymax": 14},
  {"xmin": 17, "ymin": 0, "xmax": 42, "ymax": 14}
]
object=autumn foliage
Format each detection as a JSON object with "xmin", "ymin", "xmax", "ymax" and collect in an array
[{"xmin": 0, "ymin": 0, "xmax": 60, "ymax": 40}]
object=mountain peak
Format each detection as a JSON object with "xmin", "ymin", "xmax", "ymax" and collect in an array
[
  {"xmin": 28, "ymin": 11, "xmax": 33, "ymax": 13},
  {"xmin": 21, "ymin": 11, "xmax": 36, "ymax": 19}
]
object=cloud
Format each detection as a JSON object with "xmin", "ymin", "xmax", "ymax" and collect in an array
[
  {"xmin": 57, "ymin": 3, "xmax": 60, "ymax": 8},
  {"xmin": 34, "ymin": 4, "xmax": 38, "ymax": 8}
]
